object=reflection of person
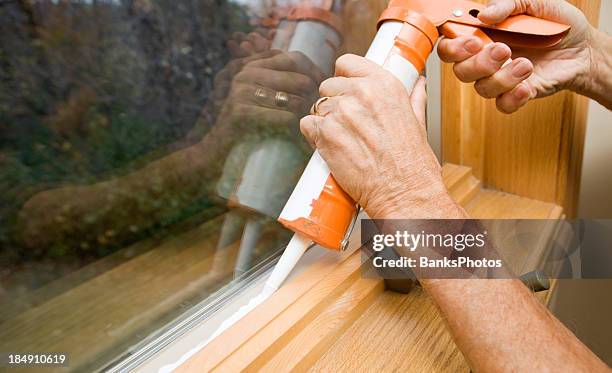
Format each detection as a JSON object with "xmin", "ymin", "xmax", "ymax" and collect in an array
[
  {"xmin": 300, "ymin": 0, "xmax": 611, "ymax": 370},
  {"xmin": 2, "ymin": 34, "xmax": 322, "ymax": 256}
]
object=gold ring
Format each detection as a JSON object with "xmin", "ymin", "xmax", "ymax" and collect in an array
[
  {"xmin": 254, "ymin": 88, "xmax": 267, "ymax": 100},
  {"xmin": 311, "ymin": 96, "xmax": 330, "ymax": 116},
  {"xmin": 275, "ymin": 91, "xmax": 289, "ymax": 107}
]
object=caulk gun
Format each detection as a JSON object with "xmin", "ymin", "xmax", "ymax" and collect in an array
[{"xmin": 266, "ymin": 0, "xmax": 570, "ymax": 292}]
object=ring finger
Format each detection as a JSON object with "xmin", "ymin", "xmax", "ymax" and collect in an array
[
  {"xmin": 310, "ymin": 96, "xmax": 337, "ymax": 116},
  {"xmin": 234, "ymin": 83, "xmax": 309, "ymax": 114},
  {"xmin": 235, "ymin": 67, "xmax": 318, "ymax": 97}
]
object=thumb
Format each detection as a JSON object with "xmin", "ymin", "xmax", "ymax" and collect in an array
[
  {"xmin": 478, "ymin": 0, "xmax": 518, "ymax": 24},
  {"xmin": 410, "ymin": 76, "xmax": 427, "ymax": 127}
]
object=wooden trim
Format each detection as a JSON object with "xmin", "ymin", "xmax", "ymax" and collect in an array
[
  {"xmin": 440, "ymin": 0, "xmax": 600, "ymax": 218},
  {"xmin": 178, "ymin": 164, "xmax": 564, "ymax": 372},
  {"xmin": 181, "ymin": 248, "xmax": 363, "ymax": 372}
]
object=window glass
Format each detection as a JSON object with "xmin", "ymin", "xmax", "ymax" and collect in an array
[{"xmin": 0, "ymin": 0, "xmax": 377, "ymax": 370}]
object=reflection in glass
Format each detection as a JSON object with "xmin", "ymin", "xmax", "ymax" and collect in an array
[{"xmin": 0, "ymin": 0, "xmax": 348, "ymax": 370}]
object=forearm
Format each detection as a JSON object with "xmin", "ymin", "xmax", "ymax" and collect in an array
[
  {"xmin": 17, "ymin": 128, "xmax": 231, "ymax": 250},
  {"xmin": 374, "ymin": 187, "xmax": 608, "ymax": 372},
  {"xmin": 583, "ymin": 28, "xmax": 612, "ymax": 110},
  {"xmin": 422, "ymin": 278, "xmax": 608, "ymax": 372}
]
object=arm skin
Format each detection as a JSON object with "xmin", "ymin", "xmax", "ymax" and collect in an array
[
  {"xmin": 378, "ymin": 195, "xmax": 610, "ymax": 372},
  {"xmin": 300, "ymin": 54, "xmax": 610, "ymax": 372},
  {"xmin": 586, "ymin": 29, "xmax": 612, "ymax": 110},
  {"xmin": 16, "ymin": 119, "xmax": 234, "ymax": 250}
]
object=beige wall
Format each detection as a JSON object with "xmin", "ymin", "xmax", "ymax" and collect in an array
[
  {"xmin": 578, "ymin": 0, "xmax": 612, "ymax": 218},
  {"xmin": 550, "ymin": 3, "xmax": 612, "ymax": 367}
]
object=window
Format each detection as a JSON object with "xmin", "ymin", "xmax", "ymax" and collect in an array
[{"xmin": 0, "ymin": 0, "xmax": 383, "ymax": 370}]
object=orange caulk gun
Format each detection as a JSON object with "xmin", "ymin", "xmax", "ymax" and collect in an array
[{"xmin": 265, "ymin": 0, "xmax": 570, "ymax": 291}]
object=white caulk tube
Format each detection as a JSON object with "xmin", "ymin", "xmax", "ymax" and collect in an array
[{"xmin": 277, "ymin": 19, "xmax": 431, "ymax": 253}]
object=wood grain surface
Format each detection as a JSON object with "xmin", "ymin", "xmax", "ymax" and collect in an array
[
  {"xmin": 179, "ymin": 164, "xmax": 564, "ymax": 372},
  {"xmin": 441, "ymin": 0, "xmax": 600, "ymax": 218}
]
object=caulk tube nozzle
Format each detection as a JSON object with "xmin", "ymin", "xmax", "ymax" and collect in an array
[{"xmin": 263, "ymin": 233, "xmax": 312, "ymax": 293}]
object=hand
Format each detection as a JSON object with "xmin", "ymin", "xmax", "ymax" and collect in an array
[
  {"xmin": 206, "ymin": 30, "xmax": 275, "ymax": 117},
  {"xmin": 226, "ymin": 50, "xmax": 325, "ymax": 120},
  {"xmin": 300, "ymin": 54, "xmax": 463, "ymax": 219},
  {"xmin": 209, "ymin": 50, "xmax": 325, "ymax": 150},
  {"xmin": 437, "ymin": 0, "xmax": 596, "ymax": 113}
]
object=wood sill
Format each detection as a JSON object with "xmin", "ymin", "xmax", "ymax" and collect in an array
[{"xmin": 176, "ymin": 163, "xmax": 564, "ymax": 372}]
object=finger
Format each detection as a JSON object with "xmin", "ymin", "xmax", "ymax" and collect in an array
[
  {"xmin": 300, "ymin": 115, "xmax": 324, "ymax": 148},
  {"xmin": 213, "ymin": 50, "xmax": 279, "ymax": 91},
  {"xmin": 252, "ymin": 27, "xmax": 270, "ymax": 39},
  {"xmin": 241, "ymin": 49, "xmax": 280, "ymax": 65},
  {"xmin": 319, "ymin": 77, "xmax": 353, "ymax": 97},
  {"xmin": 236, "ymin": 67, "xmax": 318, "ymax": 96},
  {"xmin": 478, "ymin": 0, "xmax": 518, "ymax": 24},
  {"xmin": 227, "ymin": 40, "xmax": 247, "ymax": 58},
  {"xmin": 310, "ymin": 96, "xmax": 337, "ymax": 116},
  {"xmin": 239, "ymin": 40, "xmax": 255, "ymax": 55},
  {"xmin": 334, "ymin": 53, "xmax": 383, "ymax": 78},
  {"xmin": 410, "ymin": 76, "xmax": 427, "ymax": 126},
  {"xmin": 234, "ymin": 83, "xmax": 309, "ymax": 115},
  {"xmin": 223, "ymin": 102, "xmax": 299, "ymax": 133},
  {"xmin": 474, "ymin": 58, "xmax": 533, "ymax": 98},
  {"xmin": 453, "ymin": 43, "xmax": 512, "ymax": 82},
  {"xmin": 247, "ymin": 32, "xmax": 270, "ymax": 52},
  {"xmin": 247, "ymin": 51, "xmax": 325, "ymax": 85},
  {"xmin": 437, "ymin": 36, "xmax": 484, "ymax": 63},
  {"xmin": 228, "ymin": 32, "xmax": 249, "ymax": 57},
  {"xmin": 496, "ymin": 81, "xmax": 534, "ymax": 114}
]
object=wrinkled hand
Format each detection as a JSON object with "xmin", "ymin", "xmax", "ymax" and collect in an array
[
  {"xmin": 437, "ymin": 0, "xmax": 595, "ymax": 113},
  {"xmin": 207, "ymin": 31, "xmax": 274, "ymax": 116},
  {"xmin": 300, "ymin": 54, "xmax": 462, "ymax": 218},
  {"xmin": 215, "ymin": 50, "xmax": 325, "ymax": 139}
]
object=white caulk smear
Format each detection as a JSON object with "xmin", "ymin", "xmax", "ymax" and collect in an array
[{"xmin": 159, "ymin": 233, "xmax": 311, "ymax": 373}]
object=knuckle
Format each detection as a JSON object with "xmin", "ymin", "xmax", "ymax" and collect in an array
[
  {"xmin": 354, "ymin": 79, "xmax": 371, "ymax": 96},
  {"xmin": 474, "ymin": 80, "xmax": 496, "ymax": 99},
  {"xmin": 298, "ymin": 76, "xmax": 316, "ymax": 93},
  {"xmin": 335, "ymin": 53, "xmax": 359, "ymax": 73},
  {"xmin": 453, "ymin": 63, "xmax": 471, "ymax": 83},
  {"xmin": 319, "ymin": 78, "xmax": 333, "ymax": 96},
  {"xmin": 299, "ymin": 116, "xmax": 311, "ymax": 133},
  {"xmin": 335, "ymin": 54, "xmax": 352, "ymax": 68},
  {"xmin": 495, "ymin": 98, "xmax": 515, "ymax": 114},
  {"xmin": 436, "ymin": 40, "xmax": 450, "ymax": 56},
  {"xmin": 474, "ymin": 56, "xmax": 496, "ymax": 76},
  {"xmin": 336, "ymin": 99, "xmax": 351, "ymax": 117},
  {"xmin": 446, "ymin": 40, "xmax": 462, "ymax": 57}
]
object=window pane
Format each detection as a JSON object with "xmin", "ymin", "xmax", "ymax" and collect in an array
[{"xmin": 0, "ymin": 0, "xmax": 379, "ymax": 370}]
